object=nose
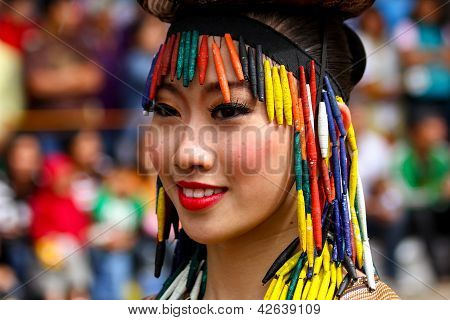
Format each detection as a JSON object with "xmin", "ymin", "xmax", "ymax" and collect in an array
[{"xmin": 172, "ymin": 127, "xmax": 215, "ymax": 173}]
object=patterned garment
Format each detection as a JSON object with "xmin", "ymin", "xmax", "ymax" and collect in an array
[
  {"xmin": 137, "ymin": 0, "xmax": 376, "ymax": 22},
  {"xmin": 339, "ymin": 277, "xmax": 400, "ymax": 300}
]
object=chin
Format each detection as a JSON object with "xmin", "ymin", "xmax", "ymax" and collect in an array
[{"xmin": 179, "ymin": 213, "xmax": 250, "ymax": 245}]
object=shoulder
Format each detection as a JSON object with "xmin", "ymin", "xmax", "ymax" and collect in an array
[{"xmin": 340, "ymin": 277, "xmax": 400, "ymax": 300}]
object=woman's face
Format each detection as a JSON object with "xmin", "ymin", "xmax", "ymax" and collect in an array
[{"xmin": 149, "ymin": 36, "xmax": 294, "ymax": 244}]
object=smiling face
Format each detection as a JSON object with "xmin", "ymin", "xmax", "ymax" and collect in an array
[{"xmin": 148, "ymin": 36, "xmax": 295, "ymax": 244}]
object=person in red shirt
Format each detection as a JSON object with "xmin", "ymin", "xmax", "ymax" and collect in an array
[{"xmin": 29, "ymin": 154, "xmax": 91, "ymax": 299}]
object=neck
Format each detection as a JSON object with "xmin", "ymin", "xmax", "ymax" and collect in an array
[{"xmin": 203, "ymin": 183, "xmax": 298, "ymax": 300}]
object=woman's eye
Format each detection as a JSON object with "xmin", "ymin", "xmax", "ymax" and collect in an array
[
  {"xmin": 209, "ymin": 103, "xmax": 252, "ymax": 120},
  {"xmin": 154, "ymin": 103, "xmax": 181, "ymax": 117}
]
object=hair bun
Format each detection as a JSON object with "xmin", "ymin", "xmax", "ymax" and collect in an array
[{"xmin": 138, "ymin": 0, "xmax": 375, "ymax": 22}]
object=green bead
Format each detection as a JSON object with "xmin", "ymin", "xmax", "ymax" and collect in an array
[
  {"xmin": 302, "ymin": 159, "xmax": 311, "ymax": 213},
  {"xmin": 189, "ymin": 30, "xmax": 199, "ymax": 82},
  {"xmin": 176, "ymin": 32, "xmax": 186, "ymax": 80},
  {"xmin": 286, "ymin": 253, "xmax": 307, "ymax": 300},
  {"xmin": 183, "ymin": 31, "xmax": 191, "ymax": 87}
]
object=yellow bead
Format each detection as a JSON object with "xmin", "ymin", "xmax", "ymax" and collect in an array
[
  {"xmin": 264, "ymin": 278, "xmax": 277, "ymax": 300},
  {"xmin": 325, "ymin": 282, "xmax": 336, "ymax": 300},
  {"xmin": 322, "ymin": 243, "xmax": 330, "ymax": 272},
  {"xmin": 297, "ymin": 190, "xmax": 307, "ymax": 252},
  {"xmin": 280, "ymin": 283, "xmax": 289, "ymax": 300},
  {"xmin": 301, "ymin": 279, "xmax": 312, "ymax": 300},
  {"xmin": 313, "ymin": 252, "xmax": 323, "ymax": 275},
  {"xmin": 306, "ymin": 214, "xmax": 314, "ymax": 268},
  {"xmin": 277, "ymin": 251, "xmax": 302, "ymax": 277},
  {"xmin": 280, "ymin": 65, "xmax": 292, "ymax": 126},
  {"xmin": 292, "ymin": 264, "xmax": 308, "ymax": 300},
  {"xmin": 317, "ymin": 270, "xmax": 331, "ymax": 300},
  {"xmin": 264, "ymin": 60, "xmax": 275, "ymax": 123},
  {"xmin": 269, "ymin": 275, "xmax": 285, "ymax": 300},
  {"xmin": 272, "ymin": 66, "xmax": 283, "ymax": 125},
  {"xmin": 156, "ymin": 187, "xmax": 165, "ymax": 242},
  {"xmin": 307, "ymin": 272, "xmax": 322, "ymax": 300}
]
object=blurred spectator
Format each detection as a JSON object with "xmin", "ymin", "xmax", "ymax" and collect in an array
[
  {"xmin": 375, "ymin": 0, "xmax": 416, "ymax": 33},
  {"xmin": 116, "ymin": 14, "xmax": 168, "ymax": 165},
  {"xmin": 24, "ymin": 0, "xmax": 105, "ymax": 152},
  {"xmin": 68, "ymin": 130, "xmax": 112, "ymax": 212},
  {"xmin": 355, "ymin": 7, "xmax": 402, "ymax": 137},
  {"xmin": 26, "ymin": 0, "xmax": 105, "ymax": 109},
  {"xmin": 89, "ymin": 167, "xmax": 144, "ymax": 300},
  {"xmin": 393, "ymin": 0, "xmax": 450, "ymax": 129},
  {"xmin": 0, "ymin": 134, "xmax": 41, "ymax": 299},
  {"xmin": 0, "ymin": 0, "xmax": 36, "ymax": 53},
  {"xmin": 392, "ymin": 107, "xmax": 449, "ymax": 209},
  {"xmin": 29, "ymin": 154, "xmax": 91, "ymax": 299},
  {"xmin": 387, "ymin": 107, "xmax": 450, "ymax": 278},
  {"xmin": 0, "ymin": 0, "xmax": 36, "ymax": 149}
]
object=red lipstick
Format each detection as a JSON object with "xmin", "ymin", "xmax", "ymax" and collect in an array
[{"xmin": 176, "ymin": 180, "xmax": 227, "ymax": 211}]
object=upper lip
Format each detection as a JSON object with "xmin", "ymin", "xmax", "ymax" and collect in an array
[{"xmin": 176, "ymin": 180, "xmax": 226, "ymax": 189}]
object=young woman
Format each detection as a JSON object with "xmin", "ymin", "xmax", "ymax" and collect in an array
[{"xmin": 137, "ymin": 0, "xmax": 399, "ymax": 300}]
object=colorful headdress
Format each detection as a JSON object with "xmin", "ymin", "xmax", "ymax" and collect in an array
[{"xmin": 139, "ymin": 0, "xmax": 380, "ymax": 300}]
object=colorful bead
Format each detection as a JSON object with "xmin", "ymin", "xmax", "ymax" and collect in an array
[
  {"xmin": 248, "ymin": 46, "xmax": 257, "ymax": 98},
  {"xmin": 212, "ymin": 40, "xmax": 231, "ymax": 103},
  {"xmin": 280, "ymin": 65, "xmax": 292, "ymax": 125},
  {"xmin": 309, "ymin": 60, "xmax": 317, "ymax": 115},
  {"xmin": 264, "ymin": 59, "xmax": 274, "ymax": 122},
  {"xmin": 162, "ymin": 34, "xmax": 175, "ymax": 76},
  {"xmin": 286, "ymin": 253, "xmax": 306, "ymax": 299},
  {"xmin": 272, "ymin": 66, "xmax": 283, "ymax": 125},
  {"xmin": 170, "ymin": 32, "xmax": 181, "ymax": 82},
  {"xmin": 318, "ymin": 101, "xmax": 329, "ymax": 159},
  {"xmin": 183, "ymin": 30, "xmax": 192, "ymax": 87},
  {"xmin": 224, "ymin": 33, "xmax": 245, "ymax": 81},
  {"xmin": 288, "ymin": 72, "xmax": 301, "ymax": 132},
  {"xmin": 149, "ymin": 44, "xmax": 164, "ymax": 101},
  {"xmin": 256, "ymin": 45, "xmax": 265, "ymax": 102},
  {"xmin": 262, "ymin": 237, "xmax": 299, "ymax": 284},
  {"xmin": 239, "ymin": 36, "xmax": 249, "ymax": 81},
  {"xmin": 324, "ymin": 76, "xmax": 347, "ymax": 136},
  {"xmin": 188, "ymin": 30, "xmax": 199, "ymax": 82},
  {"xmin": 197, "ymin": 35, "xmax": 209, "ymax": 85},
  {"xmin": 176, "ymin": 31, "xmax": 186, "ymax": 80}
]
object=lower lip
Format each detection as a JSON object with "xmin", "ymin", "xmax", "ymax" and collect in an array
[{"xmin": 177, "ymin": 187, "xmax": 227, "ymax": 211}]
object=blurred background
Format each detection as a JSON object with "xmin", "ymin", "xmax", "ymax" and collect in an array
[{"xmin": 0, "ymin": 0, "xmax": 448, "ymax": 300}]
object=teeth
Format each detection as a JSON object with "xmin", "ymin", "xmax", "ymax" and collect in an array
[
  {"xmin": 193, "ymin": 189, "xmax": 205, "ymax": 198},
  {"xmin": 182, "ymin": 188, "xmax": 224, "ymax": 197},
  {"xmin": 184, "ymin": 188, "xmax": 193, "ymax": 197}
]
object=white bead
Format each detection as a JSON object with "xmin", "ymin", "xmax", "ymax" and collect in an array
[
  {"xmin": 318, "ymin": 101, "xmax": 329, "ymax": 158},
  {"xmin": 168, "ymin": 262, "xmax": 191, "ymax": 300},
  {"xmin": 160, "ymin": 262, "xmax": 190, "ymax": 300},
  {"xmin": 189, "ymin": 270, "xmax": 203, "ymax": 300}
]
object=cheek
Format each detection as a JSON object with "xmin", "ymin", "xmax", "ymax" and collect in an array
[
  {"xmin": 228, "ymin": 126, "xmax": 290, "ymax": 176},
  {"xmin": 145, "ymin": 125, "xmax": 174, "ymax": 174}
]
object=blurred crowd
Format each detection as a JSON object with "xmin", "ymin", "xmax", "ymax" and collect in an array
[{"xmin": 0, "ymin": 0, "xmax": 449, "ymax": 299}]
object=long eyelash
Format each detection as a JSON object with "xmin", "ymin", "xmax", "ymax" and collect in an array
[{"xmin": 207, "ymin": 98, "xmax": 252, "ymax": 113}]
